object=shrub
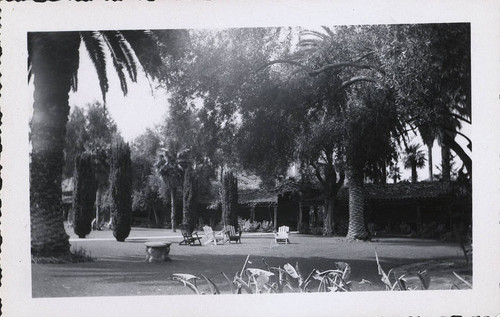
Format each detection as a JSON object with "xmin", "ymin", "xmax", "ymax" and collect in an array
[
  {"xmin": 399, "ymin": 222, "xmax": 412, "ymax": 235},
  {"xmin": 237, "ymin": 218, "xmax": 274, "ymax": 233},
  {"xmin": 297, "ymin": 223, "xmax": 309, "ymax": 234},
  {"xmin": 310, "ymin": 226, "xmax": 323, "ymax": 236},
  {"xmin": 73, "ymin": 152, "xmax": 97, "ymax": 238},
  {"xmin": 238, "ymin": 218, "xmax": 260, "ymax": 232},
  {"xmin": 259, "ymin": 220, "xmax": 274, "ymax": 232},
  {"xmin": 420, "ymin": 222, "xmax": 447, "ymax": 239},
  {"xmin": 109, "ymin": 141, "xmax": 133, "ymax": 242}
]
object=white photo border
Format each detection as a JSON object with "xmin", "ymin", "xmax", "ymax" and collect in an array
[{"xmin": 1, "ymin": 1, "xmax": 499, "ymax": 316}]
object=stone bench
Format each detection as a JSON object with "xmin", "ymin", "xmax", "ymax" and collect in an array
[{"xmin": 144, "ymin": 241, "xmax": 171, "ymax": 263}]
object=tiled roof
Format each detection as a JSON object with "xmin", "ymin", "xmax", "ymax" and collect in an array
[
  {"xmin": 329, "ymin": 181, "xmax": 452, "ymax": 201},
  {"xmin": 364, "ymin": 181, "xmax": 452, "ymax": 201},
  {"xmin": 204, "ymin": 180, "xmax": 455, "ymax": 208},
  {"xmin": 239, "ymin": 189, "xmax": 278, "ymax": 205}
]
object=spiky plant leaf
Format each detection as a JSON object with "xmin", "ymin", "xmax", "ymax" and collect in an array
[
  {"xmin": 172, "ymin": 274, "xmax": 200, "ymax": 294},
  {"xmin": 201, "ymin": 274, "xmax": 220, "ymax": 295},
  {"xmin": 453, "ymin": 271, "xmax": 472, "ymax": 289},
  {"xmin": 417, "ymin": 270, "xmax": 431, "ymax": 290},
  {"xmin": 221, "ymin": 272, "xmax": 236, "ymax": 294},
  {"xmin": 284, "ymin": 263, "xmax": 299, "ymax": 279},
  {"xmin": 234, "ymin": 276, "xmax": 253, "ymax": 294}
]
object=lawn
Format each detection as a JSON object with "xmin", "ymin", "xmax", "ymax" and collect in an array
[{"xmin": 31, "ymin": 225, "xmax": 471, "ymax": 297}]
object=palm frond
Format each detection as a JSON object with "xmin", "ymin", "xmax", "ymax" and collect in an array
[
  {"xmin": 80, "ymin": 31, "xmax": 109, "ymax": 102},
  {"xmin": 121, "ymin": 30, "xmax": 163, "ymax": 81},
  {"xmin": 299, "ymin": 30, "xmax": 329, "ymax": 41},
  {"xmin": 321, "ymin": 26, "xmax": 336, "ymax": 39},
  {"xmin": 28, "ymin": 33, "xmax": 33, "ymax": 83},
  {"xmin": 297, "ymin": 39, "xmax": 322, "ymax": 48},
  {"xmin": 101, "ymin": 32, "xmax": 129, "ymax": 96},
  {"xmin": 101, "ymin": 31, "xmax": 145, "ymax": 96},
  {"xmin": 102, "ymin": 31, "xmax": 138, "ymax": 83},
  {"xmin": 70, "ymin": 71, "xmax": 78, "ymax": 92}
]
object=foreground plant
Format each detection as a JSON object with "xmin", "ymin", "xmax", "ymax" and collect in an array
[
  {"xmin": 173, "ymin": 252, "xmax": 471, "ymax": 294},
  {"xmin": 375, "ymin": 251, "xmax": 471, "ymax": 290},
  {"xmin": 172, "ymin": 255, "xmax": 352, "ymax": 294}
]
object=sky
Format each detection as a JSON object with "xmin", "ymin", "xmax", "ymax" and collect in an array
[{"xmin": 68, "ymin": 42, "xmax": 170, "ymax": 142}]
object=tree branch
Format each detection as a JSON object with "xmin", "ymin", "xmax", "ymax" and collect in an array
[
  {"xmin": 310, "ymin": 161, "xmax": 325, "ymax": 187},
  {"xmin": 447, "ymin": 137, "xmax": 472, "ymax": 176},
  {"xmin": 352, "ymin": 51, "xmax": 375, "ymax": 62},
  {"xmin": 442, "ymin": 127, "xmax": 472, "ymax": 151},
  {"xmin": 256, "ymin": 60, "xmax": 312, "ymax": 74},
  {"xmin": 309, "ymin": 62, "xmax": 378, "ymax": 77},
  {"xmin": 338, "ymin": 76, "xmax": 378, "ymax": 90},
  {"xmin": 258, "ymin": 58, "xmax": 382, "ymax": 78},
  {"xmin": 335, "ymin": 170, "xmax": 345, "ymax": 190}
]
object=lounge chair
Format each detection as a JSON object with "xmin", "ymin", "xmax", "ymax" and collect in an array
[
  {"xmin": 225, "ymin": 225, "xmax": 242, "ymax": 244},
  {"xmin": 274, "ymin": 225, "xmax": 290, "ymax": 244},
  {"xmin": 179, "ymin": 224, "xmax": 202, "ymax": 246},
  {"xmin": 203, "ymin": 226, "xmax": 226, "ymax": 245}
]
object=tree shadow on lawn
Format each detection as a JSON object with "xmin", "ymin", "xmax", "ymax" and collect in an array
[{"xmin": 372, "ymin": 237, "xmax": 461, "ymax": 247}]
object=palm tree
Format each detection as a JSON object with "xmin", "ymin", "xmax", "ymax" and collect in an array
[
  {"xmin": 388, "ymin": 164, "xmax": 402, "ymax": 184},
  {"xmin": 156, "ymin": 148, "xmax": 190, "ymax": 232},
  {"xmin": 403, "ymin": 144, "xmax": 426, "ymax": 183},
  {"xmin": 418, "ymin": 123, "xmax": 437, "ymax": 181},
  {"xmin": 29, "ymin": 31, "xmax": 163, "ymax": 256}
]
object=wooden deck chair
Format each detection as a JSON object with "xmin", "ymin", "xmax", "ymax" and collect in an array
[
  {"xmin": 203, "ymin": 226, "xmax": 225, "ymax": 245},
  {"xmin": 179, "ymin": 224, "xmax": 202, "ymax": 246},
  {"xmin": 274, "ymin": 225, "xmax": 290, "ymax": 244},
  {"xmin": 225, "ymin": 225, "xmax": 242, "ymax": 244}
]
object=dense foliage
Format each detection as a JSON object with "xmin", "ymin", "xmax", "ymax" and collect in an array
[
  {"xmin": 109, "ymin": 141, "xmax": 133, "ymax": 242},
  {"xmin": 72, "ymin": 152, "xmax": 97, "ymax": 238},
  {"xmin": 52, "ymin": 24, "xmax": 471, "ymax": 244}
]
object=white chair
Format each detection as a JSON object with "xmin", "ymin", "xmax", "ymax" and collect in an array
[
  {"xmin": 274, "ymin": 225, "xmax": 290, "ymax": 244},
  {"xmin": 202, "ymin": 226, "xmax": 225, "ymax": 245}
]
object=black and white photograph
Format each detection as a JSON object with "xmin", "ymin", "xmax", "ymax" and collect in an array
[{"xmin": 1, "ymin": 1, "xmax": 499, "ymax": 316}]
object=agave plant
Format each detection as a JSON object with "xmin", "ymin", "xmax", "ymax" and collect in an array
[
  {"xmin": 375, "ymin": 251, "xmax": 432, "ymax": 291},
  {"xmin": 173, "ymin": 255, "xmax": 354, "ymax": 295}
]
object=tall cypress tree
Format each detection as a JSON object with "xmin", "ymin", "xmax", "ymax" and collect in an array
[
  {"xmin": 221, "ymin": 171, "xmax": 238, "ymax": 228},
  {"xmin": 73, "ymin": 152, "xmax": 97, "ymax": 238},
  {"xmin": 109, "ymin": 141, "xmax": 133, "ymax": 242}
]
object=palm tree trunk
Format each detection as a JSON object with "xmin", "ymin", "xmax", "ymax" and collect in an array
[
  {"xmin": 170, "ymin": 187, "xmax": 177, "ymax": 232},
  {"xmin": 411, "ymin": 163, "xmax": 418, "ymax": 183},
  {"xmin": 441, "ymin": 142, "xmax": 451, "ymax": 182},
  {"xmin": 381, "ymin": 162, "xmax": 387, "ymax": 184},
  {"xmin": 427, "ymin": 143, "xmax": 433, "ymax": 181},
  {"xmin": 30, "ymin": 33, "xmax": 80, "ymax": 256},
  {"xmin": 346, "ymin": 169, "xmax": 368, "ymax": 240}
]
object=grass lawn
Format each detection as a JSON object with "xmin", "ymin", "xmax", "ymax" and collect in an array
[{"xmin": 31, "ymin": 225, "xmax": 471, "ymax": 297}]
